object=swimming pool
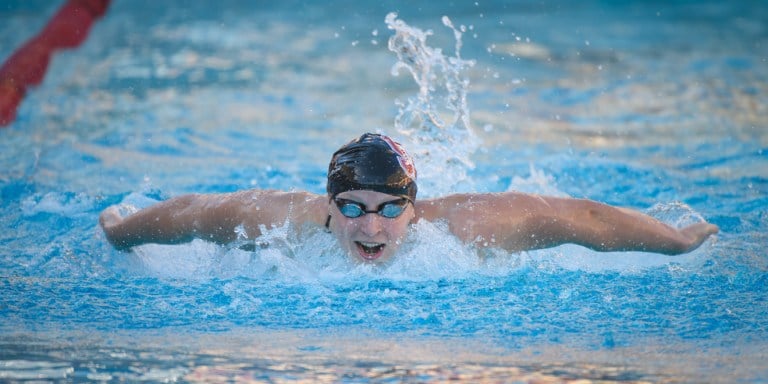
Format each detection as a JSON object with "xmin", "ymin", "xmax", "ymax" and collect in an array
[{"xmin": 1, "ymin": 0, "xmax": 766, "ymax": 382}]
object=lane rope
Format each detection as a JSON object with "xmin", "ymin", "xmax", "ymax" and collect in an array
[{"xmin": 0, "ymin": 0, "xmax": 111, "ymax": 126}]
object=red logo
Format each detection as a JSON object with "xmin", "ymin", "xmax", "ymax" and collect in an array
[{"xmin": 382, "ymin": 135, "xmax": 417, "ymax": 180}]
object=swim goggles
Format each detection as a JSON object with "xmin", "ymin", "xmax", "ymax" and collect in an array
[{"xmin": 333, "ymin": 197, "xmax": 410, "ymax": 219}]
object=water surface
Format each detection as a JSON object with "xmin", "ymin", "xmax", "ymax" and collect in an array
[{"xmin": 1, "ymin": 0, "xmax": 766, "ymax": 382}]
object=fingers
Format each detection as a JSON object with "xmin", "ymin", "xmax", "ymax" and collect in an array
[
  {"xmin": 686, "ymin": 222, "xmax": 719, "ymax": 237},
  {"xmin": 681, "ymin": 222, "xmax": 719, "ymax": 251},
  {"xmin": 98, "ymin": 205, "xmax": 123, "ymax": 229},
  {"xmin": 99, "ymin": 206, "xmax": 136, "ymax": 251}
]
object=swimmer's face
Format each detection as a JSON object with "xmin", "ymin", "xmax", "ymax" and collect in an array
[{"xmin": 328, "ymin": 190, "xmax": 415, "ymax": 263}]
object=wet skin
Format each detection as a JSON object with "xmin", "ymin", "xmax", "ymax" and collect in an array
[{"xmin": 327, "ymin": 190, "xmax": 415, "ymax": 263}]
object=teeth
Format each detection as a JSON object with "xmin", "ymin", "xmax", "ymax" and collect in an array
[{"xmin": 356, "ymin": 241, "xmax": 385, "ymax": 256}]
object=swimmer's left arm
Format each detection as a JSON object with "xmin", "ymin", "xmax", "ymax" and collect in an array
[
  {"xmin": 420, "ymin": 193, "xmax": 718, "ymax": 255},
  {"xmin": 527, "ymin": 196, "xmax": 719, "ymax": 255}
]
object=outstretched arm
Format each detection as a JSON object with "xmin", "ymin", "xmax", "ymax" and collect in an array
[
  {"xmin": 417, "ymin": 193, "xmax": 718, "ymax": 255},
  {"xmin": 529, "ymin": 196, "xmax": 718, "ymax": 254},
  {"xmin": 99, "ymin": 190, "xmax": 326, "ymax": 251}
]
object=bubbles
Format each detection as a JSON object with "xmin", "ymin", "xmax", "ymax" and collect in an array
[
  {"xmin": 645, "ymin": 201, "xmax": 708, "ymax": 228},
  {"xmin": 120, "ymin": 213, "xmax": 533, "ymax": 283},
  {"xmin": 507, "ymin": 164, "xmax": 569, "ymax": 197},
  {"xmin": 385, "ymin": 13, "xmax": 479, "ymax": 196},
  {"xmin": 0, "ymin": 360, "xmax": 75, "ymax": 381},
  {"xmin": 127, "ymin": 240, "xmax": 224, "ymax": 279},
  {"xmin": 21, "ymin": 192, "xmax": 95, "ymax": 218},
  {"xmin": 380, "ymin": 220, "xmax": 481, "ymax": 280}
]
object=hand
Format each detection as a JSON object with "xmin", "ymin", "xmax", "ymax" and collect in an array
[
  {"xmin": 99, "ymin": 205, "xmax": 124, "ymax": 230},
  {"xmin": 679, "ymin": 222, "xmax": 719, "ymax": 253},
  {"xmin": 99, "ymin": 205, "xmax": 132, "ymax": 251}
]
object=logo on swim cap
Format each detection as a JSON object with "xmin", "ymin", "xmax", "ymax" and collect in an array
[{"xmin": 381, "ymin": 135, "xmax": 417, "ymax": 181}]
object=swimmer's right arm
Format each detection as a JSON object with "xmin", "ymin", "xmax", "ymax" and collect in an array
[
  {"xmin": 100, "ymin": 193, "xmax": 243, "ymax": 251},
  {"xmin": 99, "ymin": 190, "xmax": 326, "ymax": 251}
]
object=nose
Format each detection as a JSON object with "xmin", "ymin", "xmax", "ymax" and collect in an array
[{"xmin": 359, "ymin": 213, "xmax": 383, "ymax": 237}]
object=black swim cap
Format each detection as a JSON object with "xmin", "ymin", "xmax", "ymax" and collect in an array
[{"xmin": 327, "ymin": 133, "xmax": 418, "ymax": 201}]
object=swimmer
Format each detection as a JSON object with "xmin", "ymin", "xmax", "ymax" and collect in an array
[{"xmin": 99, "ymin": 133, "xmax": 719, "ymax": 263}]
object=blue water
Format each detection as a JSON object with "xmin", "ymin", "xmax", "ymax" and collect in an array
[{"xmin": 2, "ymin": 0, "xmax": 767, "ymax": 382}]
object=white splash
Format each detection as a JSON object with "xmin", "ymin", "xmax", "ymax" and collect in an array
[
  {"xmin": 21, "ymin": 192, "xmax": 94, "ymax": 217},
  {"xmin": 507, "ymin": 164, "xmax": 569, "ymax": 197},
  {"xmin": 386, "ymin": 12, "xmax": 479, "ymax": 197}
]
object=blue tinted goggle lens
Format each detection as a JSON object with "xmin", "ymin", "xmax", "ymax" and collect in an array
[{"xmin": 334, "ymin": 198, "xmax": 409, "ymax": 219}]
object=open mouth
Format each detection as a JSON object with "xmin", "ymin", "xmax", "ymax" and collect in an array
[{"xmin": 355, "ymin": 241, "xmax": 385, "ymax": 260}]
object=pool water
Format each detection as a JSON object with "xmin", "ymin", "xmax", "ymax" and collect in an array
[{"xmin": 1, "ymin": 0, "xmax": 766, "ymax": 382}]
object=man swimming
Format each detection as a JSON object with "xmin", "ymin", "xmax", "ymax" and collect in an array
[{"xmin": 100, "ymin": 133, "xmax": 719, "ymax": 263}]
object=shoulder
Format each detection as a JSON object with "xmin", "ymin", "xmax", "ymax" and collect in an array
[
  {"xmin": 223, "ymin": 189, "xmax": 323, "ymax": 205},
  {"xmin": 213, "ymin": 189, "xmax": 327, "ymax": 226},
  {"xmin": 414, "ymin": 191, "xmax": 550, "ymax": 221},
  {"xmin": 412, "ymin": 192, "xmax": 567, "ymax": 248}
]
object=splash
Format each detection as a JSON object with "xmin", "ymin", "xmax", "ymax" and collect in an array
[
  {"xmin": 507, "ymin": 164, "xmax": 569, "ymax": 197},
  {"xmin": 124, "ymin": 220, "xmax": 500, "ymax": 282},
  {"xmin": 385, "ymin": 13, "xmax": 479, "ymax": 196},
  {"xmin": 21, "ymin": 192, "xmax": 95, "ymax": 217}
]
